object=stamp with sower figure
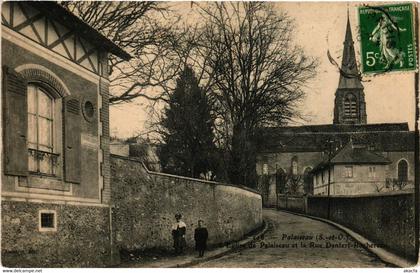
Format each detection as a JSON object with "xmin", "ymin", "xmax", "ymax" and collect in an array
[{"xmin": 358, "ymin": 3, "xmax": 416, "ymax": 74}]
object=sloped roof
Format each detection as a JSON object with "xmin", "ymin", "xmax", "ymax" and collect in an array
[
  {"xmin": 311, "ymin": 142, "xmax": 391, "ymax": 174},
  {"xmin": 330, "ymin": 142, "xmax": 391, "ymax": 164},
  {"xmin": 30, "ymin": 2, "xmax": 131, "ymax": 60},
  {"xmin": 257, "ymin": 123, "xmax": 414, "ymax": 153}
]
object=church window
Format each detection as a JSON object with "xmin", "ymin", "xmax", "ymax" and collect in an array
[
  {"xmin": 275, "ymin": 168, "xmax": 286, "ymax": 194},
  {"xmin": 303, "ymin": 167, "xmax": 313, "ymax": 194},
  {"xmin": 262, "ymin": 163, "xmax": 269, "ymax": 175},
  {"xmin": 397, "ymin": 160, "xmax": 408, "ymax": 182},
  {"xmin": 291, "ymin": 156, "xmax": 298, "ymax": 175}
]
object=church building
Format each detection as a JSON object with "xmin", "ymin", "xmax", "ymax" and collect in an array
[{"xmin": 256, "ymin": 16, "xmax": 414, "ymax": 206}]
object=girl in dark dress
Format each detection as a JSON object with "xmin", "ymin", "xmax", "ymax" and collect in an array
[{"xmin": 194, "ymin": 220, "xmax": 208, "ymax": 257}]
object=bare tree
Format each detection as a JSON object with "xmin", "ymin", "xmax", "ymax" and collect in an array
[
  {"xmin": 185, "ymin": 3, "xmax": 317, "ymax": 187},
  {"xmin": 61, "ymin": 1, "xmax": 185, "ymax": 104},
  {"xmin": 80, "ymin": 2, "xmax": 317, "ymax": 188}
]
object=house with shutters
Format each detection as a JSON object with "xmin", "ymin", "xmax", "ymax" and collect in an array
[{"xmin": 1, "ymin": 2, "xmax": 130, "ymax": 267}]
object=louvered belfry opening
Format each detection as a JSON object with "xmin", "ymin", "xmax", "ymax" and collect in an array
[{"xmin": 343, "ymin": 93, "xmax": 358, "ymax": 123}]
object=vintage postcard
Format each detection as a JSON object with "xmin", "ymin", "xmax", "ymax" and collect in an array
[{"xmin": 1, "ymin": 1, "xmax": 418, "ymax": 271}]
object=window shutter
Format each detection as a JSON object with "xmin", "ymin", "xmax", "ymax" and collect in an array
[
  {"xmin": 2, "ymin": 66, "xmax": 28, "ymax": 176},
  {"xmin": 64, "ymin": 97, "xmax": 81, "ymax": 183}
]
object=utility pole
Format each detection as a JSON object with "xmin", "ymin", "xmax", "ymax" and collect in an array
[
  {"xmin": 326, "ymin": 138, "xmax": 335, "ymax": 219},
  {"xmin": 275, "ymin": 163, "xmax": 279, "ymax": 209}
]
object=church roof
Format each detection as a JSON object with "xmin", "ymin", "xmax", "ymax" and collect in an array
[
  {"xmin": 257, "ymin": 123, "xmax": 414, "ymax": 153},
  {"xmin": 337, "ymin": 15, "xmax": 364, "ymax": 90},
  {"xmin": 262, "ymin": 123, "xmax": 409, "ymax": 134}
]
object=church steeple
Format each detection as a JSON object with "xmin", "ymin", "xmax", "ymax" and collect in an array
[
  {"xmin": 338, "ymin": 14, "xmax": 363, "ymax": 89},
  {"xmin": 333, "ymin": 12, "xmax": 367, "ymax": 125}
]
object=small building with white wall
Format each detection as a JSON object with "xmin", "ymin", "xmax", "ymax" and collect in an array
[{"xmin": 310, "ymin": 141, "xmax": 401, "ymax": 196}]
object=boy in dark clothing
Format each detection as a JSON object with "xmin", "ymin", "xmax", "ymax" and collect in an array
[{"xmin": 194, "ymin": 220, "xmax": 208, "ymax": 257}]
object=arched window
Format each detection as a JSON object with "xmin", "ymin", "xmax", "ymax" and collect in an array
[
  {"xmin": 397, "ymin": 159, "xmax": 408, "ymax": 182},
  {"xmin": 344, "ymin": 93, "xmax": 358, "ymax": 121},
  {"xmin": 303, "ymin": 167, "xmax": 312, "ymax": 175},
  {"xmin": 303, "ymin": 167, "xmax": 313, "ymax": 194},
  {"xmin": 276, "ymin": 168, "xmax": 286, "ymax": 194},
  {"xmin": 291, "ymin": 156, "xmax": 298, "ymax": 175},
  {"xmin": 262, "ymin": 163, "xmax": 269, "ymax": 175},
  {"xmin": 27, "ymin": 84, "xmax": 59, "ymax": 175}
]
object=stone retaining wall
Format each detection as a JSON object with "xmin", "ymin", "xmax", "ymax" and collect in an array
[
  {"xmin": 306, "ymin": 192, "xmax": 416, "ymax": 261},
  {"xmin": 111, "ymin": 155, "xmax": 263, "ymax": 252}
]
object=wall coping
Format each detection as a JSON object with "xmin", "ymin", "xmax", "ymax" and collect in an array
[
  {"xmin": 277, "ymin": 194, "xmax": 307, "ymax": 198},
  {"xmin": 110, "ymin": 154, "xmax": 262, "ymax": 196},
  {"xmin": 306, "ymin": 190, "xmax": 414, "ymax": 199}
]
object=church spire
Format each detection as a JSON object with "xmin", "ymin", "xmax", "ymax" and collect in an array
[
  {"xmin": 344, "ymin": 7, "xmax": 352, "ymax": 45},
  {"xmin": 333, "ymin": 11, "xmax": 367, "ymax": 125},
  {"xmin": 338, "ymin": 13, "xmax": 363, "ymax": 89}
]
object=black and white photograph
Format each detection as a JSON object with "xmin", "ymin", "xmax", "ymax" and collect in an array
[{"xmin": 0, "ymin": 1, "xmax": 419, "ymax": 270}]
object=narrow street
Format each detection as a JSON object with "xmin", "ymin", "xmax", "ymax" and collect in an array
[{"xmin": 195, "ymin": 209, "xmax": 389, "ymax": 268}]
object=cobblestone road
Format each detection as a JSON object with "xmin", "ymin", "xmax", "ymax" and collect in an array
[{"xmin": 195, "ymin": 209, "xmax": 389, "ymax": 268}]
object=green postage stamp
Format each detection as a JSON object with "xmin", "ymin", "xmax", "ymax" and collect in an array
[{"xmin": 358, "ymin": 3, "xmax": 416, "ymax": 74}]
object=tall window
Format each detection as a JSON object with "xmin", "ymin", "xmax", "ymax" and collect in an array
[
  {"xmin": 291, "ymin": 156, "xmax": 298, "ymax": 175},
  {"xmin": 368, "ymin": 166, "xmax": 376, "ymax": 179},
  {"xmin": 28, "ymin": 84, "xmax": 57, "ymax": 175},
  {"xmin": 275, "ymin": 168, "xmax": 286, "ymax": 194},
  {"xmin": 344, "ymin": 166, "xmax": 353, "ymax": 178},
  {"xmin": 344, "ymin": 94, "xmax": 358, "ymax": 122},
  {"xmin": 303, "ymin": 167, "xmax": 313, "ymax": 194},
  {"xmin": 262, "ymin": 163, "xmax": 269, "ymax": 175},
  {"xmin": 397, "ymin": 160, "xmax": 408, "ymax": 182}
]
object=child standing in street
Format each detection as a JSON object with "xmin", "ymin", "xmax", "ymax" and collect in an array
[{"xmin": 194, "ymin": 220, "xmax": 208, "ymax": 258}]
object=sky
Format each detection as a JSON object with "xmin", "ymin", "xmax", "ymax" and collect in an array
[{"xmin": 110, "ymin": 2, "xmax": 416, "ymax": 139}]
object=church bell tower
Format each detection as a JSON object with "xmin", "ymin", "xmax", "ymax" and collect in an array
[{"xmin": 333, "ymin": 15, "xmax": 367, "ymax": 125}]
